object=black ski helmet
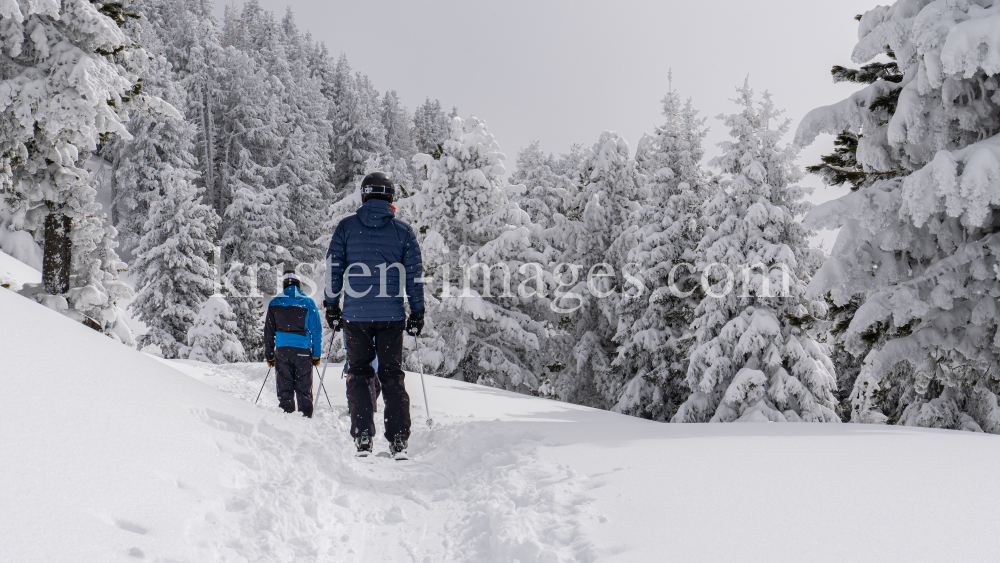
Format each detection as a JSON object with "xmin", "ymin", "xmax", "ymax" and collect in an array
[
  {"xmin": 361, "ymin": 172, "xmax": 395, "ymax": 203},
  {"xmin": 282, "ymin": 270, "xmax": 301, "ymax": 290}
]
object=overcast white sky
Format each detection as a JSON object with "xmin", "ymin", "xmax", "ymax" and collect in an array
[{"xmin": 220, "ymin": 0, "xmax": 875, "ymax": 243}]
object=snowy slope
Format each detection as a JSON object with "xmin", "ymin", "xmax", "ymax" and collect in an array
[
  {"xmin": 4, "ymin": 287, "xmax": 1000, "ymax": 562},
  {"xmin": 0, "ymin": 249, "xmax": 41, "ymax": 290}
]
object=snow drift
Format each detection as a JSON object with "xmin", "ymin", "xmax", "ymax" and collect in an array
[{"xmin": 4, "ymin": 286, "xmax": 1000, "ymax": 562}]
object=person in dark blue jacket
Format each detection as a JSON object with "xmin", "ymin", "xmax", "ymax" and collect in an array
[
  {"xmin": 264, "ymin": 271, "xmax": 323, "ymax": 418},
  {"xmin": 325, "ymin": 172, "xmax": 424, "ymax": 457}
]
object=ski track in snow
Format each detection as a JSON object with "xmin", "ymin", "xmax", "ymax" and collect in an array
[
  {"xmin": 178, "ymin": 361, "xmax": 598, "ymax": 563},
  {"xmin": 14, "ymin": 286, "xmax": 1000, "ymax": 562}
]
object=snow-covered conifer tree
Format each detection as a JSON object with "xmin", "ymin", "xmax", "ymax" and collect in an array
[
  {"xmin": 225, "ymin": 3, "xmax": 333, "ymax": 263},
  {"xmin": 137, "ymin": 0, "xmax": 227, "ymax": 214},
  {"xmin": 413, "ymin": 98, "xmax": 452, "ymax": 155},
  {"xmin": 575, "ymin": 132, "xmax": 643, "ymax": 254},
  {"xmin": 130, "ymin": 159, "xmax": 218, "ymax": 358},
  {"xmin": 673, "ymin": 81, "xmax": 838, "ymax": 424},
  {"xmin": 791, "ymin": 22, "xmax": 909, "ymax": 419},
  {"xmin": 210, "ymin": 43, "xmax": 294, "ymax": 359},
  {"xmin": 408, "ymin": 116, "xmax": 550, "ymax": 391},
  {"xmin": 381, "ymin": 90, "xmax": 417, "ymax": 193},
  {"xmin": 608, "ymin": 87, "xmax": 711, "ymax": 420},
  {"xmin": 187, "ymin": 294, "xmax": 246, "ymax": 364},
  {"xmin": 108, "ymin": 27, "xmax": 192, "ymax": 258},
  {"xmin": 796, "ymin": 2, "xmax": 1000, "ymax": 432},
  {"xmin": 543, "ymin": 131, "xmax": 643, "ymax": 406},
  {"xmin": 383, "ymin": 91, "xmax": 418, "ymax": 160},
  {"xmin": 0, "ymin": 0, "xmax": 167, "ymax": 339},
  {"xmin": 328, "ymin": 56, "xmax": 388, "ymax": 193},
  {"xmin": 221, "ymin": 171, "xmax": 293, "ymax": 361},
  {"xmin": 509, "ymin": 142, "xmax": 574, "ymax": 226},
  {"xmin": 116, "ymin": 45, "xmax": 218, "ymax": 357}
]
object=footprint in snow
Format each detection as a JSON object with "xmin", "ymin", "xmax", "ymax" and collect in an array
[
  {"xmin": 225, "ymin": 497, "xmax": 250, "ymax": 512},
  {"xmin": 198, "ymin": 408, "xmax": 256, "ymax": 436},
  {"xmin": 383, "ymin": 504, "xmax": 406, "ymax": 524},
  {"xmin": 115, "ymin": 519, "xmax": 148, "ymax": 535}
]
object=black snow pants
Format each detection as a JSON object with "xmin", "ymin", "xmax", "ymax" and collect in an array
[
  {"xmin": 344, "ymin": 319, "xmax": 410, "ymax": 441},
  {"xmin": 275, "ymin": 346, "xmax": 314, "ymax": 417}
]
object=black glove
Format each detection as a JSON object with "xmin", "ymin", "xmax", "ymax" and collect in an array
[
  {"xmin": 266, "ymin": 357, "xmax": 275, "ymax": 368},
  {"xmin": 312, "ymin": 357, "xmax": 321, "ymax": 367},
  {"xmin": 325, "ymin": 301, "xmax": 342, "ymax": 332},
  {"xmin": 405, "ymin": 309, "xmax": 425, "ymax": 336}
]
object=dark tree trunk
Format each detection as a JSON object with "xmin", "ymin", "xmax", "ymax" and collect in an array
[{"xmin": 43, "ymin": 213, "xmax": 72, "ymax": 294}]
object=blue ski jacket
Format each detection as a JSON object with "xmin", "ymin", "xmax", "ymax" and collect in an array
[
  {"xmin": 264, "ymin": 285, "xmax": 323, "ymax": 359},
  {"xmin": 325, "ymin": 199, "xmax": 424, "ymax": 322}
]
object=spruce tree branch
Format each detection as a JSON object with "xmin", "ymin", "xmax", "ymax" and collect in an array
[
  {"xmin": 821, "ymin": 166, "xmax": 901, "ymax": 177},
  {"xmin": 0, "ymin": 53, "xmax": 27, "ymax": 72}
]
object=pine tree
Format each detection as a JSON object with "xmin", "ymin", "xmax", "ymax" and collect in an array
[
  {"xmin": 541, "ymin": 131, "xmax": 644, "ymax": 406},
  {"xmin": 136, "ymin": 0, "xmax": 227, "ymax": 215},
  {"xmin": 100, "ymin": 25, "xmax": 220, "ymax": 357},
  {"xmin": 327, "ymin": 56, "xmax": 388, "ymax": 193},
  {"xmin": 220, "ymin": 2, "xmax": 333, "ymax": 264},
  {"xmin": 819, "ymin": 295, "xmax": 870, "ymax": 420},
  {"xmin": 805, "ymin": 47, "xmax": 905, "ymax": 191},
  {"xmin": 382, "ymin": 90, "xmax": 418, "ymax": 160},
  {"xmin": 607, "ymin": 87, "xmax": 711, "ymax": 420},
  {"xmin": 796, "ymin": 2, "xmax": 1000, "ymax": 432},
  {"xmin": 509, "ymin": 142, "xmax": 574, "ymax": 226},
  {"xmin": 504, "ymin": 142, "xmax": 595, "ymax": 399},
  {"xmin": 796, "ymin": 28, "xmax": 909, "ymax": 403},
  {"xmin": 107, "ymin": 27, "xmax": 188, "ymax": 260},
  {"xmin": 187, "ymin": 294, "xmax": 246, "ymax": 364},
  {"xmin": 407, "ymin": 116, "xmax": 549, "ymax": 391},
  {"xmin": 380, "ymin": 90, "xmax": 418, "ymax": 193},
  {"xmin": 211, "ymin": 42, "xmax": 294, "ymax": 360},
  {"xmin": 673, "ymin": 81, "xmax": 838, "ymax": 424},
  {"xmin": 220, "ymin": 169, "xmax": 293, "ymax": 361},
  {"xmin": 413, "ymin": 98, "xmax": 452, "ymax": 155},
  {"xmin": 0, "ymin": 0, "xmax": 165, "ymax": 339},
  {"xmin": 130, "ymin": 151, "xmax": 218, "ymax": 358}
]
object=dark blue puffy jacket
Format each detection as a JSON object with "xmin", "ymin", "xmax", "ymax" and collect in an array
[{"xmin": 325, "ymin": 199, "xmax": 424, "ymax": 321}]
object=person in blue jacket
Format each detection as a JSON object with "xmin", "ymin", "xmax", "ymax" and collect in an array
[
  {"xmin": 264, "ymin": 271, "xmax": 323, "ymax": 418},
  {"xmin": 325, "ymin": 172, "xmax": 424, "ymax": 457}
]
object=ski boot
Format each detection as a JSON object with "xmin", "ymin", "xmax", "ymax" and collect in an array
[
  {"xmin": 354, "ymin": 431, "xmax": 373, "ymax": 457},
  {"xmin": 390, "ymin": 434, "xmax": 408, "ymax": 460}
]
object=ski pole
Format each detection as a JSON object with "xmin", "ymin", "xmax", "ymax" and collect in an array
[
  {"xmin": 314, "ymin": 365, "xmax": 333, "ymax": 409},
  {"xmin": 416, "ymin": 335, "xmax": 433, "ymax": 428},
  {"xmin": 254, "ymin": 367, "xmax": 273, "ymax": 405},
  {"xmin": 314, "ymin": 336, "xmax": 334, "ymax": 410},
  {"xmin": 340, "ymin": 330, "xmax": 349, "ymax": 379}
]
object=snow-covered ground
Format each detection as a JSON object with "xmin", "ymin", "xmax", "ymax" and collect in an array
[
  {"xmin": 0, "ymin": 249, "xmax": 41, "ymax": 290},
  {"xmin": 4, "ymin": 285, "xmax": 1000, "ymax": 562}
]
